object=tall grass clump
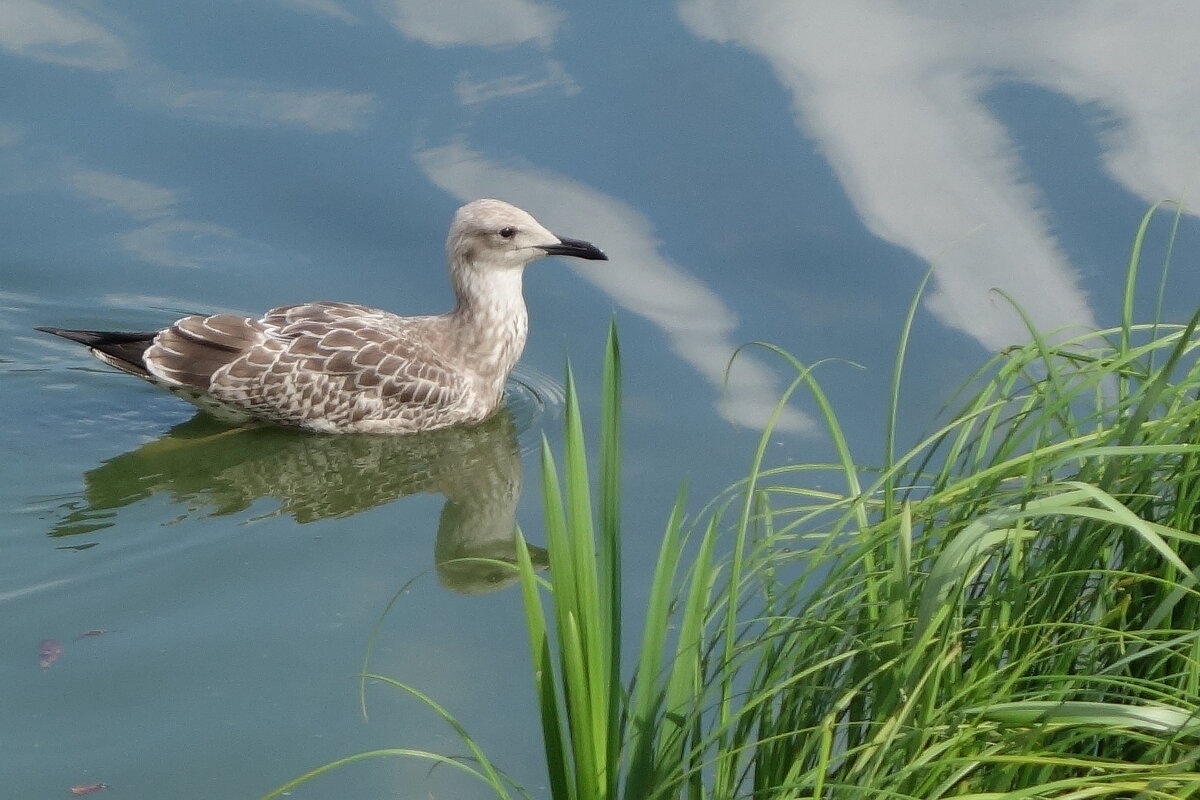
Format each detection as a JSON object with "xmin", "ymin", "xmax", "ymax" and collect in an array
[
  {"xmin": 513, "ymin": 205, "xmax": 1200, "ymax": 798},
  {"xmin": 511, "ymin": 320, "xmax": 726, "ymax": 800},
  {"xmin": 711, "ymin": 204, "xmax": 1200, "ymax": 797},
  {"xmin": 265, "ymin": 206, "xmax": 1200, "ymax": 799}
]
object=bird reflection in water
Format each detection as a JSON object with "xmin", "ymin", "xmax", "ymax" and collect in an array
[{"xmin": 49, "ymin": 409, "xmax": 545, "ymax": 594}]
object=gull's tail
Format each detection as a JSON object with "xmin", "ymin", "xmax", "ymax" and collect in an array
[{"xmin": 36, "ymin": 327, "xmax": 157, "ymax": 378}]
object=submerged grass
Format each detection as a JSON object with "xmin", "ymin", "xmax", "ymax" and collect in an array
[{"xmin": 264, "ymin": 205, "xmax": 1200, "ymax": 799}]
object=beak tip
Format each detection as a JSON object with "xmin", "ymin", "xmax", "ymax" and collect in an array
[{"xmin": 541, "ymin": 236, "xmax": 608, "ymax": 262}]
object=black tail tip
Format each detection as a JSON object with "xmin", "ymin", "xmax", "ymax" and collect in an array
[
  {"xmin": 36, "ymin": 326, "xmax": 98, "ymax": 346},
  {"xmin": 36, "ymin": 326, "xmax": 120, "ymax": 348},
  {"xmin": 36, "ymin": 326, "xmax": 80, "ymax": 340},
  {"xmin": 36, "ymin": 327, "xmax": 159, "ymax": 346}
]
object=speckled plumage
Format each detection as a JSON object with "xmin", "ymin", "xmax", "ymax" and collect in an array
[{"xmin": 38, "ymin": 199, "xmax": 607, "ymax": 433}]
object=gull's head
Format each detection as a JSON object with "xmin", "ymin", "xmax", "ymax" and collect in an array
[{"xmin": 447, "ymin": 198, "xmax": 607, "ymax": 272}]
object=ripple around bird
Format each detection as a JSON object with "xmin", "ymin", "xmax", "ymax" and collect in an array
[{"xmin": 505, "ymin": 365, "xmax": 566, "ymax": 454}]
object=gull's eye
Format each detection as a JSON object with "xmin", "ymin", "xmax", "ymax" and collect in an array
[{"xmin": 498, "ymin": 226, "xmax": 517, "ymax": 239}]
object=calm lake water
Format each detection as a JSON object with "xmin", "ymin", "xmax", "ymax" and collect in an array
[{"xmin": 5, "ymin": 2, "xmax": 1200, "ymax": 797}]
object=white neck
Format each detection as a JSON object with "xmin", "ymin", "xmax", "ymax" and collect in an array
[{"xmin": 448, "ymin": 262, "xmax": 530, "ymax": 385}]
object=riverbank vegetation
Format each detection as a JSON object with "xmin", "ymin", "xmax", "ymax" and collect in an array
[{"xmin": 267, "ymin": 205, "xmax": 1200, "ymax": 798}]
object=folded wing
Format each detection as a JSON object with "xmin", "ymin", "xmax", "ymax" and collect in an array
[{"xmin": 144, "ymin": 303, "xmax": 471, "ymax": 431}]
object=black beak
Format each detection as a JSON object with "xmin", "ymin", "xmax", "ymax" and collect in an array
[{"xmin": 539, "ymin": 236, "xmax": 608, "ymax": 261}]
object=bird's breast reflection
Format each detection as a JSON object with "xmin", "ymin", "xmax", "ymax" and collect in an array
[{"xmin": 49, "ymin": 408, "xmax": 546, "ymax": 594}]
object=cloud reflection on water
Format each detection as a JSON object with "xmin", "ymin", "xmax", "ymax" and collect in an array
[
  {"xmin": 157, "ymin": 85, "xmax": 374, "ymax": 133},
  {"xmin": 454, "ymin": 59, "xmax": 579, "ymax": 106},
  {"xmin": 66, "ymin": 166, "xmax": 278, "ymax": 270},
  {"xmin": 69, "ymin": 170, "xmax": 179, "ymax": 220},
  {"xmin": 274, "ymin": 0, "xmax": 358, "ymax": 24},
  {"xmin": 0, "ymin": 0, "xmax": 128, "ymax": 71},
  {"xmin": 1, "ymin": 0, "xmax": 373, "ymax": 133},
  {"xmin": 380, "ymin": 0, "xmax": 564, "ymax": 48},
  {"xmin": 677, "ymin": 1, "xmax": 1200, "ymax": 352}
]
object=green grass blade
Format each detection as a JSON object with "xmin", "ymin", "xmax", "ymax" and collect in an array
[{"xmin": 600, "ymin": 320, "xmax": 623, "ymax": 798}]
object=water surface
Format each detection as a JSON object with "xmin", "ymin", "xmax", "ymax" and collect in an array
[{"xmin": 4, "ymin": 2, "xmax": 1200, "ymax": 797}]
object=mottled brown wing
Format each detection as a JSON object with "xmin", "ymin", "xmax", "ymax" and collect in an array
[
  {"xmin": 144, "ymin": 314, "xmax": 268, "ymax": 389},
  {"xmin": 148, "ymin": 304, "xmax": 472, "ymax": 431}
]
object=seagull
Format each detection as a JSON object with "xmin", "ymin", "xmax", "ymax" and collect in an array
[{"xmin": 38, "ymin": 199, "xmax": 607, "ymax": 433}]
